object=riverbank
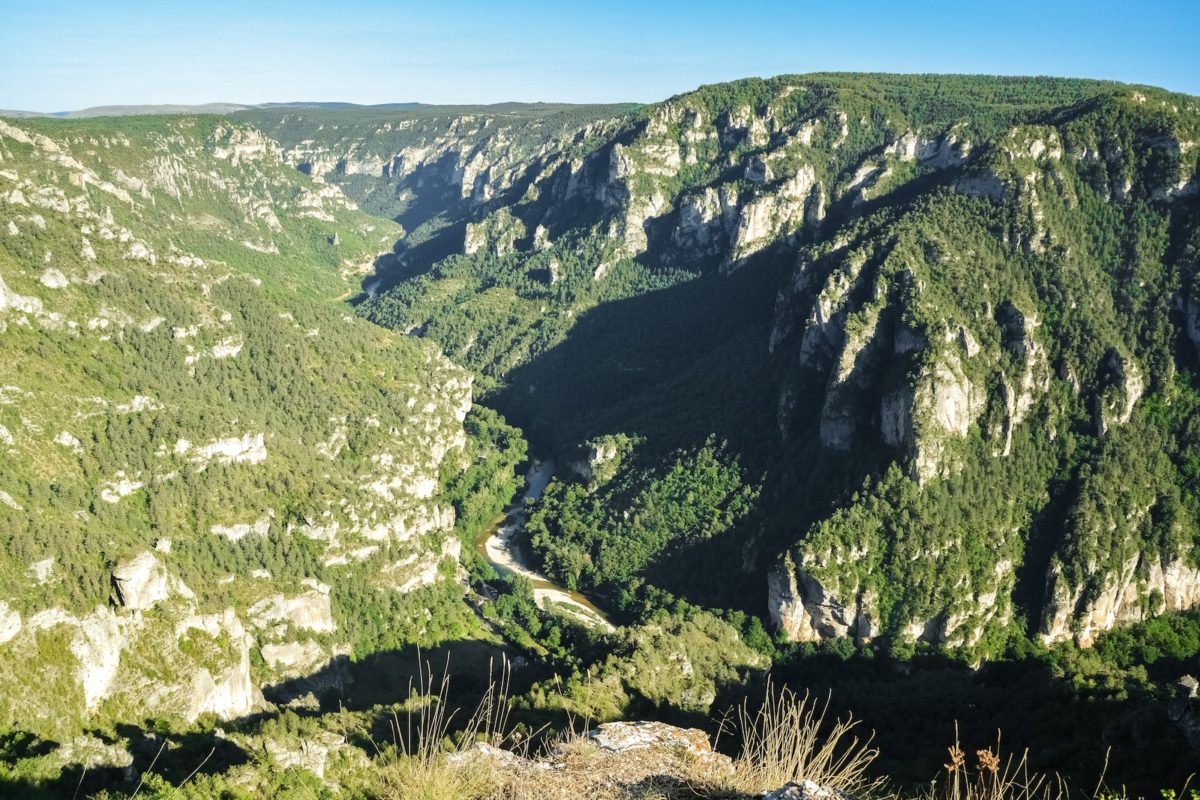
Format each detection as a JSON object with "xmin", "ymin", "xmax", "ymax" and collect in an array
[{"xmin": 476, "ymin": 460, "xmax": 614, "ymax": 632}]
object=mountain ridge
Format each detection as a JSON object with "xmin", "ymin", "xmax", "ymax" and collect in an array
[
  {"xmin": 2, "ymin": 73, "xmax": 1200, "ymax": 796},
  {"xmin": 348, "ymin": 72, "xmax": 1200, "ymax": 657},
  {"xmin": 0, "ymin": 101, "xmax": 428, "ymax": 118}
]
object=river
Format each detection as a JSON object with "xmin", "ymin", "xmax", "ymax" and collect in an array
[{"xmin": 475, "ymin": 459, "xmax": 614, "ymax": 631}]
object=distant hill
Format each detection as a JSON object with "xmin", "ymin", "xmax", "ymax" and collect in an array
[{"xmin": 0, "ymin": 101, "xmax": 427, "ymax": 119}]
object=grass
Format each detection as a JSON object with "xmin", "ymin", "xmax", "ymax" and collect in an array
[
  {"xmin": 91, "ymin": 658, "xmax": 1194, "ymax": 800},
  {"xmin": 354, "ymin": 670, "xmax": 1195, "ymax": 800},
  {"xmin": 359, "ymin": 667, "xmax": 886, "ymax": 800},
  {"xmin": 724, "ymin": 680, "xmax": 884, "ymax": 796},
  {"xmin": 920, "ymin": 731, "xmax": 1067, "ymax": 800},
  {"xmin": 362, "ymin": 654, "xmax": 526, "ymax": 800}
]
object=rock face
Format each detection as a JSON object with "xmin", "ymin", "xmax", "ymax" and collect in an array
[
  {"xmin": 51, "ymin": 734, "xmax": 135, "ymax": 776},
  {"xmin": 0, "ymin": 592, "xmax": 263, "ymax": 727},
  {"xmin": 249, "ymin": 583, "xmax": 336, "ymax": 633},
  {"xmin": 769, "ymin": 548, "xmax": 1013, "ymax": 652},
  {"xmin": 0, "ymin": 601, "xmax": 20, "ymax": 645},
  {"xmin": 903, "ymin": 350, "xmax": 985, "ymax": 483},
  {"xmin": 464, "ymin": 208, "xmax": 526, "ymax": 256},
  {"xmin": 71, "ymin": 608, "xmax": 132, "ymax": 710},
  {"xmin": 787, "ymin": 248, "xmax": 1035, "ymax": 483},
  {"xmin": 569, "ymin": 441, "xmax": 617, "ymax": 481},
  {"xmin": 767, "ymin": 563, "xmax": 875, "ymax": 642},
  {"xmin": 264, "ymin": 731, "xmax": 347, "ymax": 779},
  {"xmin": 1094, "ymin": 349, "xmax": 1143, "ymax": 438},
  {"xmin": 760, "ymin": 90, "xmax": 1194, "ymax": 651},
  {"xmin": 0, "ymin": 114, "xmax": 479, "ymax": 738},
  {"xmin": 260, "ymin": 640, "xmax": 327, "ymax": 676},
  {"xmin": 1170, "ymin": 676, "xmax": 1200, "ymax": 751},
  {"xmin": 1041, "ymin": 555, "xmax": 1200, "ymax": 647},
  {"xmin": 381, "ymin": 88, "xmax": 976, "ymax": 284},
  {"xmin": 111, "ymin": 552, "xmax": 194, "ymax": 610},
  {"xmin": 385, "ymin": 535, "xmax": 462, "ymax": 593},
  {"xmin": 567, "ymin": 436, "xmax": 628, "ymax": 486},
  {"xmin": 184, "ymin": 433, "xmax": 268, "ymax": 467},
  {"xmin": 725, "ymin": 164, "xmax": 823, "ymax": 271},
  {"xmin": 672, "ymin": 185, "xmax": 739, "ymax": 255},
  {"xmin": 180, "ymin": 610, "xmax": 261, "ymax": 720},
  {"xmin": 255, "ymin": 105, "xmax": 629, "ymax": 246}
]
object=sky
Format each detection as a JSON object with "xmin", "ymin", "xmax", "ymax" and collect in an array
[{"xmin": 1, "ymin": 0, "xmax": 1197, "ymax": 112}]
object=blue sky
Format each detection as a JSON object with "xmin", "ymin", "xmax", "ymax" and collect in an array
[{"xmin": 1, "ymin": 0, "xmax": 1197, "ymax": 111}]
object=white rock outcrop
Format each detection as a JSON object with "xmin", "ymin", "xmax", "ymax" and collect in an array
[
  {"xmin": 725, "ymin": 165, "xmax": 822, "ymax": 270},
  {"xmin": 249, "ymin": 583, "xmax": 336, "ymax": 633},
  {"xmin": 71, "ymin": 608, "xmax": 131, "ymax": 710},
  {"xmin": 1042, "ymin": 554, "xmax": 1200, "ymax": 647},
  {"xmin": 180, "ymin": 610, "xmax": 261, "ymax": 720},
  {"xmin": 40, "ymin": 268, "xmax": 68, "ymax": 289},
  {"xmin": 1094, "ymin": 349, "xmax": 1143, "ymax": 437},
  {"xmin": 767, "ymin": 563, "xmax": 876, "ymax": 642},
  {"xmin": 881, "ymin": 349, "xmax": 983, "ymax": 483},
  {"xmin": 211, "ymin": 512, "xmax": 272, "ymax": 541},
  {"xmin": 111, "ymin": 552, "xmax": 194, "ymax": 610},
  {"xmin": 264, "ymin": 731, "xmax": 347, "ymax": 779},
  {"xmin": 184, "ymin": 433, "xmax": 268, "ymax": 467},
  {"xmin": 261, "ymin": 640, "xmax": 328, "ymax": 676},
  {"xmin": 0, "ymin": 601, "xmax": 21, "ymax": 645}
]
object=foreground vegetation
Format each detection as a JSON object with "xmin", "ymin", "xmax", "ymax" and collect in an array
[{"xmin": 0, "ymin": 602, "xmax": 1196, "ymax": 798}]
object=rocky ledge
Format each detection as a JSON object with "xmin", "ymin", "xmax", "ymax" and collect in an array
[{"xmin": 446, "ymin": 720, "xmax": 857, "ymax": 800}]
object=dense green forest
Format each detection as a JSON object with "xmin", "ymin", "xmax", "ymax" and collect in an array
[
  {"xmin": 353, "ymin": 73, "xmax": 1200, "ymax": 655},
  {"xmin": 2, "ymin": 73, "xmax": 1200, "ymax": 797},
  {"xmin": 341, "ymin": 73, "xmax": 1200, "ymax": 788},
  {"xmin": 0, "ymin": 113, "xmax": 527, "ymax": 739}
]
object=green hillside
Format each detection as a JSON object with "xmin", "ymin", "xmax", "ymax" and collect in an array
[
  {"xmin": 2, "ymin": 75, "xmax": 1200, "ymax": 797},
  {"xmin": 0, "ymin": 114, "xmax": 523, "ymax": 740}
]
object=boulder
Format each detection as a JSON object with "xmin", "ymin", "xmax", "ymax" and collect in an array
[
  {"xmin": 585, "ymin": 720, "xmax": 733, "ymax": 775},
  {"xmin": 764, "ymin": 780, "xmax": 858, "ymax": 800}
]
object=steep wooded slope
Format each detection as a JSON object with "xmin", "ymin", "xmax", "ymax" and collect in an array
[
  {"xmin": 0, "ymin": 115, "xmax": 509, "ymax": 735},
  {"xmin": 353, "ymin": 75, "xmax": 1200, "ymax": 659}
]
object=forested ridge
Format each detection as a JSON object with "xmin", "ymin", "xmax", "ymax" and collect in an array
[
  {"xmin": 2, "ymin": 74, "xmax": 1200, "ymax": 796},
  {"xmin": 344, "ymin": 74, "xmax": 1200, "ymax": 788}
]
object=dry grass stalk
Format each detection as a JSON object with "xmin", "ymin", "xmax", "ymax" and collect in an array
[
  {"xmin": 372, "ymin": 653, "xmax": 526, "ymax": 800},
  {"xmin": 725, "ymin": 679, "xmax": 883, "ymax": 795},
  {"xmin": 929, "ymin": 729, "xmax": 1067, "ymax": 800}
]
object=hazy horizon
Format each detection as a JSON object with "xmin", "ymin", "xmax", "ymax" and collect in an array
[
  {"xmin": 2, "ymin": 0, "xmax": 1198, "ymax": 113},
  {"xmin": 3, "ymin": 70, "xmax": 1196, "ymax": 117}
]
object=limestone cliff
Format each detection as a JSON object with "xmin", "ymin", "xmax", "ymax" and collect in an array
[
  {"xmin": 0, "ymin": 115, "xmax": 478, "ymax": 736},
  {"xmin": 340, "ymin": 78, "xmax": 1200, "ymax": 658},
  {"xmin": 763, "ymin": 84, "xmax": 1200, "ymax": 652}
]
